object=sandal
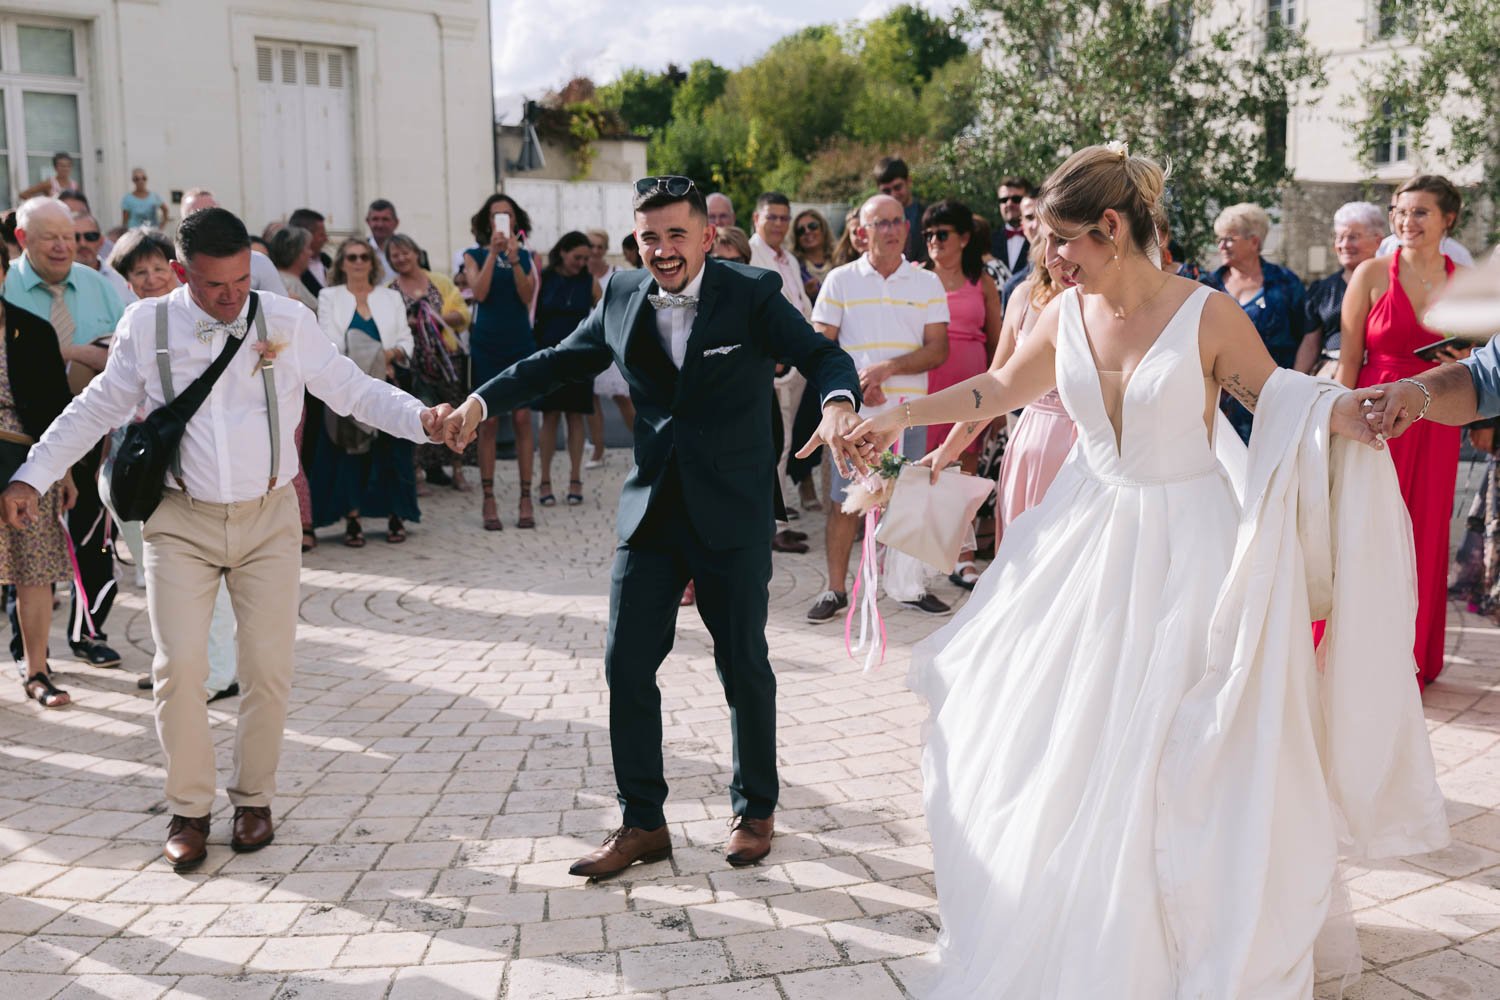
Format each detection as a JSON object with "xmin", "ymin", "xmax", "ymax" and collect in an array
[
  {"xmin": 301, "ymin": 529, "xmax": 317, "ymax": 553},
  {"xmin": 386, "ymin": 517, "xmax": 406, "ymax": 544},
  {"xmin": 537, "ymin": 480, "xmax": 556, "ymax": 507},
  {"xmin": 948, "ymin": 560, "xmax": 980, "ymax": 591},
  {"xmin": 481, "ymin": 479, "xmax": 502, "ymax": 532},
  {"xmin": 344, "ymin": 517, "xmax": 365, "ymax": 548},
  {"xmin": 567, "ymin": 479, "xmax": 584, "ymax": 506},
  {"xmin": 517, "ymin": 480, "xmax": 535, "ymax": 530},
  {"xmin": 24, "ymin": 670, "xmax": 70, "ymax": 709}
]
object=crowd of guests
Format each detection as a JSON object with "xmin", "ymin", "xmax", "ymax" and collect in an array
[{"xmin": 0, "ymin": 149, "xmax": 1488, "ymax": 716}]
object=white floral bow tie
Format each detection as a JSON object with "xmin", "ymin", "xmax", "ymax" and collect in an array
[
  {"xmin": 194, "ymin": 317, "xmax": 248, "ymax": 343},
  {"xmin": 648, "ymin": 292, "xmax": 698, "ymax": 311}
]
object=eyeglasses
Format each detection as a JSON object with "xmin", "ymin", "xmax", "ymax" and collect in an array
[
  {"xmin": 795, "ymin": 221, "xmax": 821, "ymax": 235},
  {"xmin": 343, "ymin": 253, "xmax": 372, "ymax": 262},
  {"xmin": 923, "ymin": 229, "xmax": 955, "ymax": 244},
  {"xmin": 634, "ymin": 175, "xmax": 696, "ymax": 197},
  {"xmin": 863, "ymin": 218, "xmax": 906, "ymax": 233},
  {"xmin": 999, "ymin": 195, "xmax": 1025, "ymax": 205},
  {"xmin": 1215, "ymin": 235, "xmax": 1242, "ymax": 246},
  {"xmin": 74, "ymin": 231, "xmax": 100, "ymax": 243}
]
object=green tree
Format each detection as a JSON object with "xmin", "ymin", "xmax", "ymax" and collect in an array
[
  {"xmin": 937, "ymin": 0, "xmax": 1326, "ymax": 255},
  {"xmin": 857, "ymin": 3, "xmax": 969, "ymax": 90},
  {"xmin": 670, "ymin": 59, "xmax": 730, "ymax": 121},
  {"xmin": 598, "ymin": 65, "xmax": 687, "ymax": 137},
  {"xmin": 1350, "ymin": 0, "xmax": 1500, "ymax": 241}
]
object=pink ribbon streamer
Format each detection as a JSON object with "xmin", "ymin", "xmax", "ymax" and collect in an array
[
  {"xmin": 60, "ymin": 512, "xmax": 98, "ymax": 643},
  {"xmin": 845, "ymin": 501, "xmax": 887, "ymax": 672}
]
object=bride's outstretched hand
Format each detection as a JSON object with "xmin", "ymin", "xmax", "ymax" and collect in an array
[
  {"xmin": 1332, "ymin": 388, "xmax": 1386, "ymax": 449},
  {"xmin": 847, "ymin": 409, "xmax": 906, "ymax": 461}
]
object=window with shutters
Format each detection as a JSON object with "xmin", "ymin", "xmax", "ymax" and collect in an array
[
  {"xmin": 0, "ymin": 16, "xmax": 91, "ymax": 210},
  {"xmin": 255, "ymin": 41, "xmax": 356, "ymax": 231}
]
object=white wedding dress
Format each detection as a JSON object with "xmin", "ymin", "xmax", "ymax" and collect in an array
[{"xmin": 911, "ymin": 285, "xmax": 1446, "ymax": 998}]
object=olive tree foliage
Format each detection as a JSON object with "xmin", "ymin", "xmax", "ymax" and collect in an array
[
  {"xmin": 1350, "ymin": 0, "xmax": 1500, "ymax": 241},
  {"xmin": 934, "ymin": 0, "xmax": 1327, "ymax": 255}
]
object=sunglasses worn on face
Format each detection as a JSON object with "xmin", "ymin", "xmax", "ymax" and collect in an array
[
  {"xmin": 923, "ymin": 229, "xmax": 955, "ymax": 244},
  {"xmin": 75, "ymin": 231, "xmax": 100, "ymax": 242},
  {"xmin": 634, "ymin": 175, "xmax": 696, "ymax": 197},
  {"xmin": 795, "ymin": 222, "xmax": 821, "ymax": 235},
  {"xmin": 999, "ymin": 195, "xmax": 1024, "ymax": 205},
  {"xmin": 344, "ymin": 253, "xmax": 372, "ymax": 262}
]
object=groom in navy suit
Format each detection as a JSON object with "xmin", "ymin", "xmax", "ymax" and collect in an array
[{"xmin": 441, "ymin": 177, "xmax": 865, "ymax": 877}]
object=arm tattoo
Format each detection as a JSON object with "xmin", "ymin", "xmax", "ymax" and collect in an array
[
  {"xmin": 972, "ymin": 388, "xmax": 983, "ymax": 409},
  {"xmin": 1223, "ymin": 373, "xmax": 1259, "ymax": 411},
  {"xmin": 962, "ymin": 421, "xmax": 981, "ymax": 435}
]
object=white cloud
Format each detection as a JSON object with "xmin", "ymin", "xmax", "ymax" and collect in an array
[{"xmin": 489, "ymin": 0, "xmax": 965, "ymax": 121}]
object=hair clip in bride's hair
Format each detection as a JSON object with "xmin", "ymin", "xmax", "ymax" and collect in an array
[{"xmin": 1104, "ymin": 140, "xmax": 1129, "ymax": 160}]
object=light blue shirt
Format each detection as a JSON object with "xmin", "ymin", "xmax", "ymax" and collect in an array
[
  {"xmin": 1461, "ymin": 345, "xmax": 1500, "ymax": 418},
  {"xmin": 120, "ymin": 191, "xmax": 165, "ymax": 229},
  {"xmin": 3, "ymin": 257, "xmax": 123, "ymax": 344}
]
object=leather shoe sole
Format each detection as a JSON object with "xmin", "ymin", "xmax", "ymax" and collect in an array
[
  {"xmin": 168, "ymin": 846, "xmax": 208, "ymax": 872},
  {"xmin": 231, "ymin": 830, "xmax": 274, "ymax": 853}
]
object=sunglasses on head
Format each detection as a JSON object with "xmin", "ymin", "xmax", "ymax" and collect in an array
[
  {"xmin": 795, "ymin": 221, "xmax": 821, "ymax": 235},
  {"xmin": 634, "ymin": 175, "xmax": 696, "ymax": 197},
  {"xmin": 75, "ymin": 231, "xmax": 100, "ymax": 242},
  {"xmin": 923, "ymin": 229, "xmax": 955, "ymax": 244},
  {"xmin": 999, "ymin": 194, "xmax": 1024, "ymax": 205}
]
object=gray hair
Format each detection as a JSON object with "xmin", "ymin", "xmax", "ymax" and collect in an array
[
  {"xmin": 706, "ymin": 192, "xmax": 734, "ymax": 212},
  {"xmin": 267, "ymin": 225, "xmax": 310, "ymax": 270},
  {"xmin": 72, "ymin": 210, "xmax": 99, "ymax": 229},
  {"xmin": 16, "ymin": 196, "xmax": 70, "ymax": 231},
  {"xmin": 1332, "ymin": 201, "xmax": 1385, "ymax": 234},
  {"xmin": 1213, "ymin": 202, "xmax": 1270, "ymax": 243}
]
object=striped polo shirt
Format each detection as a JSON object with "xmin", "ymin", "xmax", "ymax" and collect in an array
[{"xmin": 811, "ymin": 255, "xmax": 949, "ymax": 417}]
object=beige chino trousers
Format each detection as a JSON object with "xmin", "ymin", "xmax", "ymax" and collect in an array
[{"xmin": 142, "ymin": 486, "xmax": 300, "ymax": 817}]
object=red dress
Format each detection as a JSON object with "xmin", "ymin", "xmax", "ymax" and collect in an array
[{"xmin": 1356, "ymin": 252, "xmax": 1459, "ymax": 687}]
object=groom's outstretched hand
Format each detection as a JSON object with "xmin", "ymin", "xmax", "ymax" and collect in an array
[
  {"xmin": 797, "ymin": 400, "xmax": 869, "ymax": 478},
  {"xmin": 442, "ymin": 398, "xmax": 485, "ymax": 453}
]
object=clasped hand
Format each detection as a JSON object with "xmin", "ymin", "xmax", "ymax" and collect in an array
[
  {"xmin": 795, "ymin": 401, "xmax": 872, "ymax": 478},
  {"xmin": 0, "ymin": 474, "xmax": 78, "ymax": 531}
]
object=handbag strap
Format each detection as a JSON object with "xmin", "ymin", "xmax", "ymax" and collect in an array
[{"xmin": 253, "ymin": 303, "xmax": 279, "ymax": 491}]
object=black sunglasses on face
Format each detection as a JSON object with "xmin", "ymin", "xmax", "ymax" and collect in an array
[
  {"xmin": 795, "ymin": 222, "xmax": 821, "ymax": 235},
  {"xmin": 634, "ymin": 175, "xmax": 696, "ymax": 197},
  {"xmin": 923, "ymin": 229, "xmax": 955, "ymax": 244},
  {"xmin": 75, "ymin": 231, "xmax": 100, "ymax": 242},
  {"xmin": 999, "ymin": 194, "xmax": 1024, "ymax": 205},
  {"xmin": 344, "ymin": 253, "xmax": 372, "ymax": 262}
]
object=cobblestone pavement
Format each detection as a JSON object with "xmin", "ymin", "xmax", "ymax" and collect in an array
[{"xmin": 0, "ymin": 458, "xmax": 1498, "ymax": 999}]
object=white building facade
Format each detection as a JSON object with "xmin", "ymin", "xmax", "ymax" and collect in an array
[{"xmin": 1, "ymin": 0, "xmax": 493, "ymax": 262}]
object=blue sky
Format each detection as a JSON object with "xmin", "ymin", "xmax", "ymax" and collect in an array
[{"xmin": 489, "ymin": 0, "xmax": 965, "ymax": 122}]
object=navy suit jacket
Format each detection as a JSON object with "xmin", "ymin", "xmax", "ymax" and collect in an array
[{"xmin": 473, "ymin": 258, "xmax": 861, "ymax": 550}]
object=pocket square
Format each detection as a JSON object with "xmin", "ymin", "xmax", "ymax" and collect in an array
[{"xmin": 703, "ymin": 344, "xmax": 742, "ymax": 357}]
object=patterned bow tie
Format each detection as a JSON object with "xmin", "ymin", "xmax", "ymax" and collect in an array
[
  {"xmin": 648, "ymin": 292, "xmax": 698, "ymax": 311},
  {"xmin": 194, "ymin": 317, "xmax": 247, "ymax": 343}
]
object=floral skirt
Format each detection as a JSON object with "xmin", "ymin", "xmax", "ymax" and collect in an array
[{"xmin": 0, "ymin": 482, "xmax": 71, "ymax": 586}]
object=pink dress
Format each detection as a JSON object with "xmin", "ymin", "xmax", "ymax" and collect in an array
[
  {"xmin": 997, "ymin": 286, "xmax": 1077, "ymax": 527},
  {"xmin": 927, "ymin": 278, "xmax": 991, "ymax": 454}
]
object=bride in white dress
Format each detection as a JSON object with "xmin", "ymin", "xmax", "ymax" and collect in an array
[{"xmin": 849, "ymin": 146, "xmax": 1448, "ymax": 998}]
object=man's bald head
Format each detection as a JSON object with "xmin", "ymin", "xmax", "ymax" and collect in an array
[
  {"xmin": 181, "ymin": 188, "xmax": 218, "ymax": 217},
  {"xmin": 706, "ymin": 192, "xmax": 735, "ymax": 230}
]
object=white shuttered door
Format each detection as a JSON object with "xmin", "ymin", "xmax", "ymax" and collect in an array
[{"xmin": 255, "ymin": 42, "xmax": 355, "ymax": 230}]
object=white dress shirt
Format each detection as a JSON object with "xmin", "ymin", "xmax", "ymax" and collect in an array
[
  {"xmin": 98, "ymin": 260, "xmax": 136, "ymax": 306},
  {"xmin": 16, "ymin": 285, "xmax": 427, "ymax": 504},
  {"xmin": 748, "ymin": 234, "xmax": 812, "ymax": 319},
  {"xmin": 654, "ymin": 264, "xmax": 707, "ymax": 368}
]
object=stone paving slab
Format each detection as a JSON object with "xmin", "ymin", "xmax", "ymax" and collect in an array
[{"xmin": 0, "ymin": 458, "xmax": 1495, "ymax": 998}]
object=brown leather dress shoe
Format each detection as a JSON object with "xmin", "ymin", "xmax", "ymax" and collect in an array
[
  {"xmin": 771, "ymin": 531, "xmax": 809, "ymax": 554},
  {"xmin": 726, "ymin": 814, "xmax": 774, "ymax": 867},
  {"xmin": 164, "ymin": 814, "xmax": 210, "ymax": 871},
  {"xmin": 568, "ymin": 825, "xmax": 672, "ymax": 879},
  {"xmin": 230, "ymin": 806, "xmax": 274, "ymax": 852}
]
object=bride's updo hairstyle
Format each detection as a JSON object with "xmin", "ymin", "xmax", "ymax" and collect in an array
[{"xmin": 1036, "ymin": 143, "xmax": 1168, "ymax": 260}]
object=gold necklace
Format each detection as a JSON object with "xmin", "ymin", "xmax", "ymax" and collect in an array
[{"xmin": 1109, "ymin": 274, "xmax": 1173, "ymax": 321}]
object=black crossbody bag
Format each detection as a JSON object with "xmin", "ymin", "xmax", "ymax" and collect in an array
[{"xmin": 109, "ymin": 293, "xmax": 259, "ymax": 522}]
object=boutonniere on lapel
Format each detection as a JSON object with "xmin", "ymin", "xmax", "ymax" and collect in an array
[
  {"xmin": 250, "ymin": 337, "xmax": 288, "ymax": 376},
  {"xmin": 1255, "ymin": 297, "xmax": 1267, "ymax": 310},
  {"xmin": 703, "ymin": 344, "xmax": 741, "ymax": 357}
]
